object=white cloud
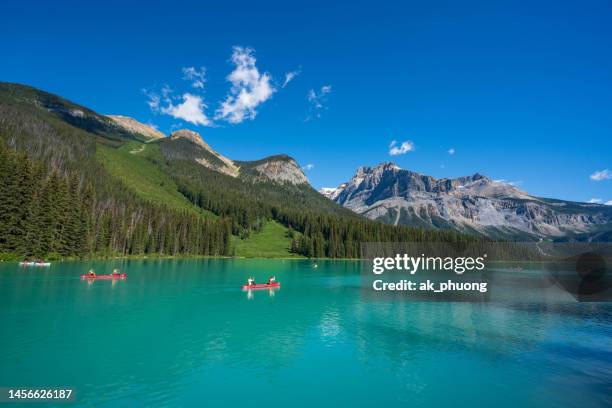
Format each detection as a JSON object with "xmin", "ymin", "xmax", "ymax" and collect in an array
[
  {"xmin": 590, "ymin": 169, "xmax": 612, "ymax": 181},
  {"xmin": 448, "ymin": 148, "xmax": 455, "ymax": 155},
  {"xmin": 160, "ymin": 85, "xmax": 173, "ymax": 101},
  {"xmin": 144, "ymin": 83, "xmax": 212, "ymax": 126},
  {"xmin": 145, "ymin": 46, "xmax": 286, "ymax": 127},
  {"xmin": 143, "ymin": 88, "xmax": 160, "ymax": 110},
  {"xmin": 606, "ymin": 200, "xmax": 612, "ymax": 206},
  {"xmin": 161, "ymin": 93, "xmax": 211, "ymax": 126},
  {"xmin": 389, "ymin": 140, "xmax": 415, "ymax": 156},
  {"xmin": 282, "ymin": 70, "xmax": 300, "ymax": 88},
  {"xmin": 146, "ymin": 95, "xmax": 160, "ymax": 111},
  {"xmin": 144, "ymin": 85, "xmax": 171, "ymax": 112},
  {"xmin": 182, "ymin": 66, "xmax": 206, "ymax": 89},
  {"xmin": 302, "ymin": 163, "xmax": 315, "ymax": 171},
  {"xmin": 305, "ymin": 85, "xmax": 332, "ymax": 120},
  {"xmin": 215, "ymin": 46, "xmax": 276, "ymax": 124},
  {"xmin": 587, "ymin": 198, "xmax": 603, "ymax": 204}
]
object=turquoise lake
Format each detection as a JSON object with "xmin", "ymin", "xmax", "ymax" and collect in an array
[{"xmin": 0, "ymin": 259, "xmax": 610, "ymax": 407}]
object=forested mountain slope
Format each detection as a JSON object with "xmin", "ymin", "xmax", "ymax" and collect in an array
[
  {"xmin": 0, "ymin": 82, "xmax": 468, "ymax": 260},
  {"xmin": 0, "ymin": 83, "xmax": 231, "ymax": 259}
]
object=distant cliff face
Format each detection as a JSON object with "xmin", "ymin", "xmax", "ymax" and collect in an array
[
  {"xmin": 243, "ymin": 155, "xmax": 309, "ymax": 185},
  {"xmin": 106, "ymin": 115, "xmax": 165, "ymax": 140},
  {"xmin": 170, "ymin": 129, "xmax": 208, "ymax": 148},
  {"xmin": 320, "ymin": 186, "xmax": 345, "ymax": 200},
  {"xmin": 321, "ymin": 163, "xmax": 612, "ymax": 240}
]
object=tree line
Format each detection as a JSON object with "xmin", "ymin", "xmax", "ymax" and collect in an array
[
  {"xmin": 0, "ymin": 143, "xmax": 233, "ymax": 260},
  {"xmin": 166, "ymin": 156, "xmax": 472, "ymax": 259}
]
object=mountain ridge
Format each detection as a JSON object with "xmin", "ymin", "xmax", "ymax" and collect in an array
[
  {"xmin": 321, "ymin": 162, "xmax": 612, "ymax": 241},
  {"xmin": 106, "ymin": 115, "xmax": 165, "ymax": 140},
  {"xmin": 0, "ymin": 82, "xmax": 466, "ymax": 260}
]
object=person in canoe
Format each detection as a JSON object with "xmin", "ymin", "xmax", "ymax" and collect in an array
[
  {"xmin": 268, "ymin": 276, "xmax": 276, "ymax": 284},
  {"xmin": 112, "ymin": 268, "xmax": 120, "ymax": 276},
  {"xmin": 247, "ymin": 276, "xmax": 255, "ymax": 286},
  {"xmin": 87, "ymin": 269, "xmax": 96, "ymax": 277}
]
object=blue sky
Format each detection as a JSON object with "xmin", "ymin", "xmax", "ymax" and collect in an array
[{"xmin": 1, "ymin": 0, "xmax": 611, "ymax": 203}]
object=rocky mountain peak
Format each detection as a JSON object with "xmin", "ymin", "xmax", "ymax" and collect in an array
[
  {"xmin": 165, "ymin": 129, "xmax": 240, "ymax": 177},
  {"xmin": 374, "ymin": 162, "xmax": 402, "ymax": 172},
  {"xmin": 356, "ymin": 162, "xmax": 400, "ymax": 176},
  {"xmin": 319, "ymin": 162, "xmax": 612, "ymax": 239},
  {"xmin": 170, "ymin": 129, "xmax": 210, "ymax": 149},
  {"xmin": 320, "ymin": 183, "xmax": 347, "ymax": 200},
  {"xmin": 106, "ymin": 115, "xmax": 165, "ymax": 140},
  {"xmin": 250, "ymin": 155, "xmax": 309, "ymax": 185}
]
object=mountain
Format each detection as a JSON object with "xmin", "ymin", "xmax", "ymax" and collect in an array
[
  {"xmin": 162, "ymin": 129, "xmax": 240, "ymax": 177},
  {"xmin": 320, "ymin": 185, "xmax": 347, "ymax": 200},
  {"xmin": 106, "ymin": 115, "xmax": 165, "ymax": 140},
  {"xmin": 321, "ymin": 162, "xmax": 612, "ymax": 241},
  {"xmin": 0, "ymin": 82, "xmax": 234, "ymax": 260},
  {"xmin": 0, "ymin": 82, "xmax": 465, "ymax": 260},
  {"xmin": 159, "ymin": 131, "xmax": 307, "ymax": 184},
  {"xmin": 236, "ymin": 155, "xmax": 308, "ymax": 185}
]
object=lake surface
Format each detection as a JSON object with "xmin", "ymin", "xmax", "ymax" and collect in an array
[{"xmin": 0, "ymin": 259, "xmax": 610, "ymax": 407}]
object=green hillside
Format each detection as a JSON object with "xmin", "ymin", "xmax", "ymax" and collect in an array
[
  {"xmin": 96, "ymin": 141, "xmax": 213, "ymax": 217},
  {"xmin": 0, "ymin": 82, "xmax": 232, "ymax": 259},
  {"xmin": 0, "ymin": 82, "xmax": 470, "ymax": 260},
  {"xmin": 234, "ymin": 220, "xmax": 303, "ymax": 258}
]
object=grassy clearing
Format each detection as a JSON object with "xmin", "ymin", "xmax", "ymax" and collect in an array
[
  {"xmin": 233, "ymin": 221, "xmax": 304, "ymax": 258},
  {"xmin": 96, "ymin": 142, "xmax": 214, "ymax": 217}
]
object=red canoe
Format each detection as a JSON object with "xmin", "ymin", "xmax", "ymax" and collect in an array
[
  {"xmin": 242, "ymin": 282, "xmax": 280, "ymax": 290},
  {"xmin": 81, "ymin": 273, "xmax": 127, "ymax": 280}
]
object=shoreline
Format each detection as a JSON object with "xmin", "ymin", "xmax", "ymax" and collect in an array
[{"xmin": 1, "ymin": 254, "xmax": 367, "ymax": 262}]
